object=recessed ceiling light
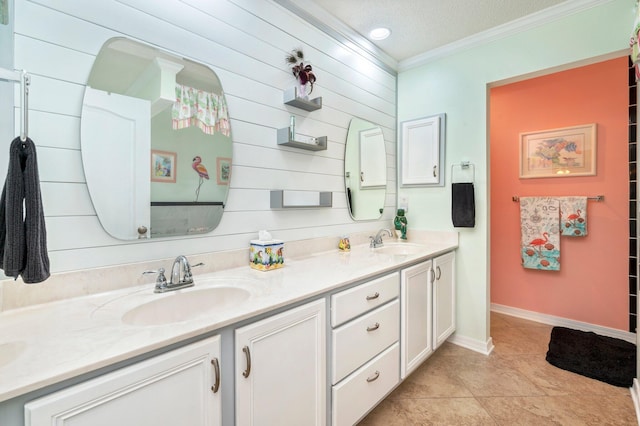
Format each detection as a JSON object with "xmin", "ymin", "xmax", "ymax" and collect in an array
[{"xmin": 369, "ymin": 27, "xmax": 391, "ymax": 40}]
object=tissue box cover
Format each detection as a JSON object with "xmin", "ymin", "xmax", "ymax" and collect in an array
[{"xmin": 250, "ymin": 240, "xmax": 284, "ymax": 271}]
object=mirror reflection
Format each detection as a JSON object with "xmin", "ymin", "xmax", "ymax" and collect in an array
[
  {"xmin": 81, "ymin": 37, "xmax": 232, "ymax": 239},
  {"xmin": 344, "ymin": 118, "xmax": 387, "ymax": 220}
]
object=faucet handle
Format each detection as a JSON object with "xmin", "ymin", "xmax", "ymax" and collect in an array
[
  {"xmin": 143, "ymin": 267, "xmax": 168, "ymax": 290},
  {"xmin": 183, "ymin": 262, "xmax": 204, "ymax": 282}
]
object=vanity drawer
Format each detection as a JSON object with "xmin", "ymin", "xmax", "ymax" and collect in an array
[
  {"xmin": 331, "ymin": 272, "xmax": 399, "ymax": 327},
  {"xmin": 332, "ymin": 342, "xmax": 400, "ymax": 426},
  {"xmin": 332, "ymin": 299, "xmax": 399, "ymax": 384}
]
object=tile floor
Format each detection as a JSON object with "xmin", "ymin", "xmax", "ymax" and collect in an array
[{"xmin": 359, "ymin": 312, "xmax": 638, "ymax": 425}]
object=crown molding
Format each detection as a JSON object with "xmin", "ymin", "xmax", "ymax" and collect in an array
[
  {"xmin": 272, "ymin": 0, "xmax": 398, "ymax": 75},
  {"xmin": 398, "ymin": 0, "xmax": 614, "ymax": 72}
]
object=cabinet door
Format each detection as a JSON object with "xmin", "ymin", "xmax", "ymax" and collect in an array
[
  {"xmin": 434, "ymin": 251, "xmax": 456, "ymax": 349},
  {"xmin": 25, "ymin": 336, "xmax": 222, "ymax": 426},
  {"xmin": 359, "ymin": 126, "xmax": 387, "ymax": 188},
  {"xmin": 400, "ymin": 114, "xmax": 445, "ymax": 187},
  {"xmin": 400, "ymin": 260, "xmax": 433, "ymax": 379},
  {"xmin": 235, "ymin": 299, "xmax": 326, "ymax": 426}
]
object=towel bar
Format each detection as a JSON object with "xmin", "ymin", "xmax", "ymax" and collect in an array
[{"xmin": 512, "ymin": 195, "xmax": 604, "ymax": 202}]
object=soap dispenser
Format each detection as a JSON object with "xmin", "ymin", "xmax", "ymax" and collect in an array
[{"xmin": 394, "ymin": 208, "xmax": 408, "ymax": 240}]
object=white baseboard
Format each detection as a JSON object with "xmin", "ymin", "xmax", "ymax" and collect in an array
[
  {"xmin": 491, "ymin": 303, "xmax": 636, "ymax": 343},
  {"xmin": 448, "ymin": 333, "xmax": 495, "ymax": 355},
  {"xmin": 631, "ymin": 379, "xmax": 640, "ymax": 425}
]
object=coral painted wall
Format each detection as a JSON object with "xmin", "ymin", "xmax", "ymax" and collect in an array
[{"xmin": 489, "ymin": 57, "xmax": 629, "ymax": 330}]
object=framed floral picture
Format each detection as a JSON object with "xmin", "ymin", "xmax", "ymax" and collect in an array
[
  {"xmin": 216, "ymin": 157, "xmax": 231, "ymax": 185},
  {"xmin": 151, "ymin": 150, "xmax": 177, "ymax": 183},
  {"xmin": 519, "ymin": 123, "xmax": 596, "ymax": 179}
]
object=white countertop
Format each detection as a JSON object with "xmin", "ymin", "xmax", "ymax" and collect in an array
[{"xmin": 0, "ymin": 239, "xmax": 457, "ymax": 402}]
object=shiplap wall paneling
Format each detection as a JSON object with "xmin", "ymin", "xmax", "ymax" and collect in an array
[{"xmin": 9, "ymin": 0, "xmax": 397, "ymax": 272}]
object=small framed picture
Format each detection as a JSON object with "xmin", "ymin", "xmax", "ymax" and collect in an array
[
  {"xmin": 216, "ymin": 157, "xmax": 231, "ymax": 185},
  {"xmin": 519, "ymin": 123, "xmax": 596, "ymax": 179},
  {"xmin": 151, "ymin": 150, "xmax": 177, "ymax": 183}
]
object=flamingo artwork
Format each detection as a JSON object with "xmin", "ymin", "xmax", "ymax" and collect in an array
[
  {"xmin": 567, "ymin": 209, "xmax": 582, "ymax": 221},
  {"xmin": 192, "ymin": 155, "xmax": 209, "ymax": 201},
  {"xmin": 528, "ymin": 232, "xmax": 549, "ymax": 256}
]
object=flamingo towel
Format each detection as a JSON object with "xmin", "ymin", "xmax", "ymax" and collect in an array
[
  {"xmin": 520, "ymin": 197, "xmax": 561, "ymax": 271},
  {"xmin": 559, "ymin": 196, "xmax": 587, "ymax": 237}
]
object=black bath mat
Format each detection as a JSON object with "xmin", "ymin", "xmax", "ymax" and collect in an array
[{"xmin": 545, "ymin": 326, "xmax": 636, "ymax": 387}]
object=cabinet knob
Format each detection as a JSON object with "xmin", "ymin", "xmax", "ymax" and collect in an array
[
  {"xmin": 211, "ymin": 358, "xmax": 220, "ymax": 393},
  {"xmin": 242, "ymin": 346, "xmax": 252, "ymax": 378}
]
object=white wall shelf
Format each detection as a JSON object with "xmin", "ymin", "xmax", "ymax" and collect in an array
[
  {"xmin": 277, "ymin": 127, "xmax": 327, "ymax": 151},
  {"xmin": 270, "ymin": 190, "xmax": 332, "ymax": 208},
  {"xmin": 283, "ymin": 87, "xmax": 322, "ymax": 111}
]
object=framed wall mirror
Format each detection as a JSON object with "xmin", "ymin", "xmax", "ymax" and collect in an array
[
  {"xmin": 344, "ymin": 118, "xmax": 387, "ymax": 220},
  {"xmin": 81, "ymin": 37, "xmax": 232, "ymax": 239}
]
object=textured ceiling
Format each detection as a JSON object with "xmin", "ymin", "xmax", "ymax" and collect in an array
[{"xmin": 310, "ymin": 0, "xmax": 568, "ymax": 61}]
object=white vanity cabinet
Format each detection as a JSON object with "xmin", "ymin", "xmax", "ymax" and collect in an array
[
  {"xmin": 400, "ymin": 251, "xmax": 456, "ymax": 379},
  {"xmin": 400, "ymin": 261, "xmax": 433, "ymax": 378},
  {"xmin": 24, "ymin": 335, "xmax": 222, "ymax": 426},
  {"xmin": 234, "ymin": 299, "xmax": 326, "ymax": 426},
  {"xmin": 433, "ymin": 251, "xmax": 456, "ymax": 349},
  {"xmin": 330, "ymin": 272, "xmax": 400, "ymax": 426}
]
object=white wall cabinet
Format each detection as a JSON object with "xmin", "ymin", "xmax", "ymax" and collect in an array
[
  {"xmin": 400, "ymin": 114, "xmax": 446, "ymax": 187},
  {"xmin": 400, "ymin": 251, "xmax": 456, "ymax": 379},
  {"xmin": 24, "ymin": 335, "xmax": 222, "ymax": 426},
  {"xmin": 235, "ymin": 299, "xmax": 326, "ymax": 426}
]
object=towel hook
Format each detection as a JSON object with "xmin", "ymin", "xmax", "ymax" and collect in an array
[
  {"xmin": 20, "ymin": 71, "xmax": 30, "ymax": 143},
  {"xmin": 0, "ymin": 67, "xmax": 30, "ymax": 143}
]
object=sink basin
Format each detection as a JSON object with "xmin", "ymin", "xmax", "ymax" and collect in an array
[
  {"xmin": 0, "ymin": 341, "xmax": 26, "ymax": 369},
  {"xmin": 122, "ymin": 286, "xmax": 250, "ymax": 326},
  {"xmin": 373, "ymin": 243, "xmax": 425, "ymax": 256}
]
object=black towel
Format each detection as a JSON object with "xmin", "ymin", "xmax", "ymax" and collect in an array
[
  {"xmin": 0, "ymin": 137, "xmax": 50, "ymax": 283},
  {"xmin": 451, "ymin": 182, "xmax": 475, "ymax": 228}
]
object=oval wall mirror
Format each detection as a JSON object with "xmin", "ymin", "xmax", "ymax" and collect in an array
[
  {"xmin": 344, "ymin": 118, "xmax": 387, "ymax": 220},
  {"xmin": 81, "ymin": 37, "xmax": 232, "ymax": 239}
]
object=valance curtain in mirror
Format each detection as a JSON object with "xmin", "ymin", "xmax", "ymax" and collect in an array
[{"xmin": 172, "ymin": 84, "xmax": 230, "ymax": 137}]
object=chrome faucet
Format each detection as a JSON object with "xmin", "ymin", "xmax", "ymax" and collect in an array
[
  {"xmin": 171, "ymin": 255, "xmax": 193, "ymax": 286},
  {"xmin": 370, "ymin": 228, "xmax": 393, "ymax": 248},
  {"xmin": 143, "ymin": 255, "xmax": 204, "ymax": 293}
]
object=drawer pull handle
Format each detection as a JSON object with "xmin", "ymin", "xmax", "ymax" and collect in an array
[
  {"xmin": 366, "ymin": 292, "xmax": 380, "ymax": 301},
  {"xmin": 367, "ymin": 322, "xmax": 380, "ymax": 332},
  {"xmin": 242, "ymin": 346, "xmax": 252, "ymax": 378},
  {"xmin": 211, "ymin": 358, "xmax": 220, "ymax": 393},
  {"xmin": 430, "ymin": 268, "xmax": 436, "ymax": 284},
  {"xmin": 436, "ymin": 265, "xmax": 442, "ymax": 280},
  {"xmin": 366, "ymin": 370, "xmax": 380, "ymax": 382}
]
